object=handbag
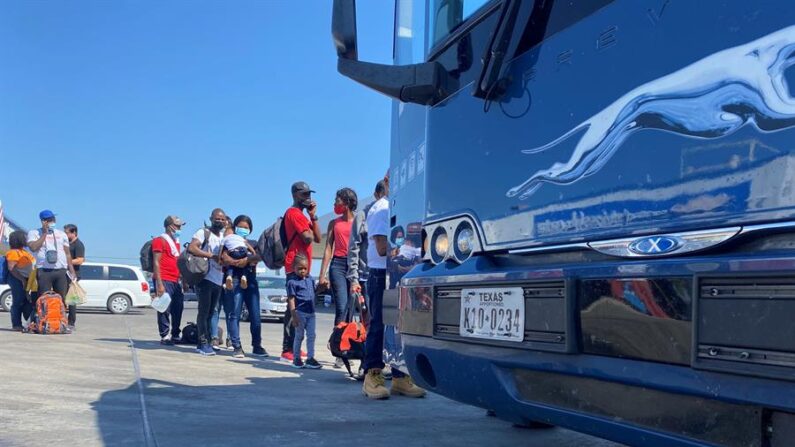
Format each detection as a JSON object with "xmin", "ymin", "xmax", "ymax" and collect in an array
[
  {"xmin": 178, "ymin": 229, "xmax": 211, "ymax": 287},
  {"xmin": 45, "ymin": 230, "xmax": 59, "ymax": 264}
]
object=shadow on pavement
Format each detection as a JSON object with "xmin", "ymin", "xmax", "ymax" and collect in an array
[{"xmin": 90, "ymin": 371, "xmax": 570, "ymax": 447}]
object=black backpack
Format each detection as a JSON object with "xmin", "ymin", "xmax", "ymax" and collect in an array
[
  {"xmin": 256, "ymin": 210, "xmax": 299, "ymax": 270},
  {"xmin": 181, "ymin": 322, "xmax": 198, "ymax": 345},
  {"xmin": 140, "ymin": 239, "xmax": 154, "ymax": 273}
]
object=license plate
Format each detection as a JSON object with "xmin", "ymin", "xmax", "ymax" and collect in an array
[{"xmin": 460, "ymin": 287, "xmax": 524, "ymax": 342}]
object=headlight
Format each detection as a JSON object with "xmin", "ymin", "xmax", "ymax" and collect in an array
[
  {"xmin": 453, "ymin": 222, "xmax": 475, "ymax": 262},
  {"xmin": 268, "ymin": 295, "xmax": 287, "ymax": 303},
  {"xmin": 423, "ymin": 216, "xmax": 482, "ymax": 265},
  {"xmin": 431, "ymin": 226, "xmax": 449, "ymax": 264}
]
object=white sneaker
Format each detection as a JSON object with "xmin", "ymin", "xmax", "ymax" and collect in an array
[{"xmin": 334, "ymin": 357, "xmax": 345, "ymax": 369}]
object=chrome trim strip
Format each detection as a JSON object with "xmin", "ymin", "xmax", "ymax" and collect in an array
[
  {"xmin": 505, "ymin": 221, "xmax": 795, "ymax": 257},
  {"xmin": 509, "ymin": 242, "xmax": 590, "ymax": 255},
  {"xmin": 588, "ymin": 227, "xmax": 741, "ymax": 258},
  {"xmin": 740, "ymin": 220, "xmax": 795, "ymax": 234},
  {"xmin": 430, "ymin": 219, "xmax": 795, "ymax": 259}
]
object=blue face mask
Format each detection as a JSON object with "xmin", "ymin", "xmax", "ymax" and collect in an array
[
  {"xmin": 235, "ymin": 227, "xmax": 251, "ymax": 237},
  {"xmin": 173, "ymin": 230, "xmax": 182, "ymax": 239},
  {"xmin": 395, "ymin": 237, "xmax": 405, "ymax": 247}
]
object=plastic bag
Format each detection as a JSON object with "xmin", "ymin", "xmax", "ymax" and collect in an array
[
  {"xmin": 65, "ymin": 280, "xmax": 86, "ymax": 305},
  {"xmin": 151, "ymin": 292, "xmax": 171, "ymax": 313},
  {"xmin": 26, "ymin": 269, "xmax": 38, "ymax": 293}
]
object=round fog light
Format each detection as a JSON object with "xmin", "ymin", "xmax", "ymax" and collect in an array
[
  {"xmin": 431, "ymin": 227, "xmax": 449, "ymax": 264},
  {"xmin": 453, "ymin": 222, "xmax": 475, "ymax": 262}
]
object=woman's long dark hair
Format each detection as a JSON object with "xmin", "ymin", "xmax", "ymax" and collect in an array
[{"xmin": 233, "ymin": 214, "xmax": 253, "ymax": 231}]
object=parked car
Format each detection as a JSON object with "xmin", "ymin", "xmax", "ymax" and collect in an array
[
  {"xmin": 240, "ymin": 275, "xmax": 287, "ymax": 323},
  {"xmin": 0, "ymin": 284, "xmax": 11, "ymax": 312},
  {"xmin": 77, "ymin": 263, "xmax": 152, "ymax": 313}
]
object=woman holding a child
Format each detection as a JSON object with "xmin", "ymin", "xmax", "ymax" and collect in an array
[{"xmin": 220, "ymin": 214, "xmax": 268, "ymax": 359}]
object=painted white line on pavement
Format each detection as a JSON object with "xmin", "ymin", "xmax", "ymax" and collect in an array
[{"xmin": 126, "ymin": 318, "xmax": 159, "ymax": 447}]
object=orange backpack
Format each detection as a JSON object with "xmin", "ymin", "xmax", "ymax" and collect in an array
[{"xmin": 31, "ymin": 292, "xmax": 69, "ymax": 334}]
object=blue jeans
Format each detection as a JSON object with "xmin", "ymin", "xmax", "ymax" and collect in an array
[
  {"xmin": 329, "ymin": 257, "xmax": 350, "ymax": 325},
  {"xmin": 8, "ymin": 275, "xmax": 32, "ymax": 328},
  {"xmin": 224, "ymin": 275, "xmax": 262, "ymax": 349},
  {"xmin": 293, "ymin": 311, "xmax": 316, "ymax": 360},
  {"xmin": 157, "ymin": 280, "xmax": 184, "ymax": 338},
  {"xmin": 362, "ymin": 269, "xmax": 405, "ymax": 378}
]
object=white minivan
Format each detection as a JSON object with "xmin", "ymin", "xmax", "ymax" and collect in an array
[
  {"xmin": 0, "ymin": 263, "xmax": 151, "ymax": 314},
  {"xmin": 0, "ymin": 284, "xmax": 11, "ymax": 312},
  {"xmin": 78, "ymin": 263, "xmax": 152, "ymax": 313}
]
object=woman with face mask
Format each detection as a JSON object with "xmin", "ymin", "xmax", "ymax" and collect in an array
[
  {"xmin": 318, "ymin": 188, "xmax": 358, "ymax": 369},
  {"xmin": 219, "ymin": 215, "xmax": 268, "ymax": 359}
]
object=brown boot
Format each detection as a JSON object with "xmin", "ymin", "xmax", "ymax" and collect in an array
[
  {"xmin": 391, "ymin": 375, "xmax": 427, "ymax": 398},
  {"xmin": 362, "ymin": 369, "xmax": 390, "ymax": 400}
]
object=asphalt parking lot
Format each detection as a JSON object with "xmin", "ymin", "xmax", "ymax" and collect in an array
[{"xmin": 0, "ymin": 304, "xmax": 621, "ymax": 447}]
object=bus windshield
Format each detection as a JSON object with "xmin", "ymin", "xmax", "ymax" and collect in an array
[{"xmin": 428, "ymin": 0, "xmax": 492, "ymax": 49}]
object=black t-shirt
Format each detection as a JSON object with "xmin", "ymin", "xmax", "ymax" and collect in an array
[{"xmin": 69, "ymin": 238, "xmax": 86, "ymax": 276}]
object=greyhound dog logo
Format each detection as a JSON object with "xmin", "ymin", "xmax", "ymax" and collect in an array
[{"xmin": 507, "ymin": 26, "xmax": 795, "ymax": 199}]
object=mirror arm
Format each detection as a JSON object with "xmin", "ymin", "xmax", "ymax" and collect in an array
[{"xmin": 338, "ymin": 58, "xmax": 448, "ymax": 106}]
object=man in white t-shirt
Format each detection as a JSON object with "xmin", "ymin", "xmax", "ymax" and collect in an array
[
  {"xmin": 361, "ymin": 177, "xmax": 426, "ymax": 400},
  {"xmin": 188, "ymin": 208, "xmax": 227, "ymax": 356},
  {"xmin": 27, "ymin": 209, "xmax": 78, "ymax": 329}
]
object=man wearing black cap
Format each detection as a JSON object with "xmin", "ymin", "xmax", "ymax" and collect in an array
[
  {"xmin": 280, "ymin": 181, "xmax": 322, "ymax": 362},
  {"xmin": 27, "ymin": 210, "xmax": 78, "ymax": 329},
  {"xmin": 152, "ymin": 215, "xmax": 186, "ymax": 344}
]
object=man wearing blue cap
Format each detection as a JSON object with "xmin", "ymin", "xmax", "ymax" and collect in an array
[{"xmin": 27, "ymin": 210, "xmax": 78, "ymax": 330}]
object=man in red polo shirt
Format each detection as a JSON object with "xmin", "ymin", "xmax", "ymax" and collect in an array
[
  {"xmin": 280, "ymin": 181, "xmax": 322, "ymax": 361},
  {"xmin": 152, "ymin": 215, "xmax": 186, "ymax": 345}
]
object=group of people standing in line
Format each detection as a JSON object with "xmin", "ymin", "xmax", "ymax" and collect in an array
[
  {"xmin": 150, "ymin": 176, "xmax": 426, "ymax": 399},
  {"xmin": 4, "ymin": 210, "xmax": 86, "ymax": 331}
]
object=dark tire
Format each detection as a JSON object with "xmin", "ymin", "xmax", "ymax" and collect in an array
[
  {"xmin": 107, "ymin": 294, "xmax": 131, "ymax": 314},
  {"xmin": 1, "ymin": 291, "xmax": 11, "ymax": 312}
]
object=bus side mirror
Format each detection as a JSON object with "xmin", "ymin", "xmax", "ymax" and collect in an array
[
  {"xmin": 331, "ymin": 0, "xmax": 448, "ymax": 106},
  {"xmin": 332, "ymin": 0, "xmax": 358, "ymax": 60}
]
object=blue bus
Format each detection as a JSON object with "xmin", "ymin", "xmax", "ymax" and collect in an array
[{"xmin": 332, "ymin": 1, "xmax": 795, "ymax": 445}]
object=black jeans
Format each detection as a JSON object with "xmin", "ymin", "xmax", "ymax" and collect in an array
[
  {"xmin": 37, "ymin": 268, "xmax": 75, "ymax": 326},
  {"xmin": 8, "ymin": 274, "xmax": 32, "ymax": 328},
  {"xmin": 196, "ymin": 279, "xmax": 222, "ymax": 347},
  {"xmin": 362, "ymin": 269, "xmax": 405, "ymax": 378},
  {"xmin": 157, "ymin": 280, "xmax": 185, "ymax": 338},
  {"xmin": 282, "ymin": 272, "xmax": 298, "ymax": 353}
]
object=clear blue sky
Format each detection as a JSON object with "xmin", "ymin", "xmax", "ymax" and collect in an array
[{"xmin": 1, "ymin": 1, "xmax": 394, "ymax": 263}]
